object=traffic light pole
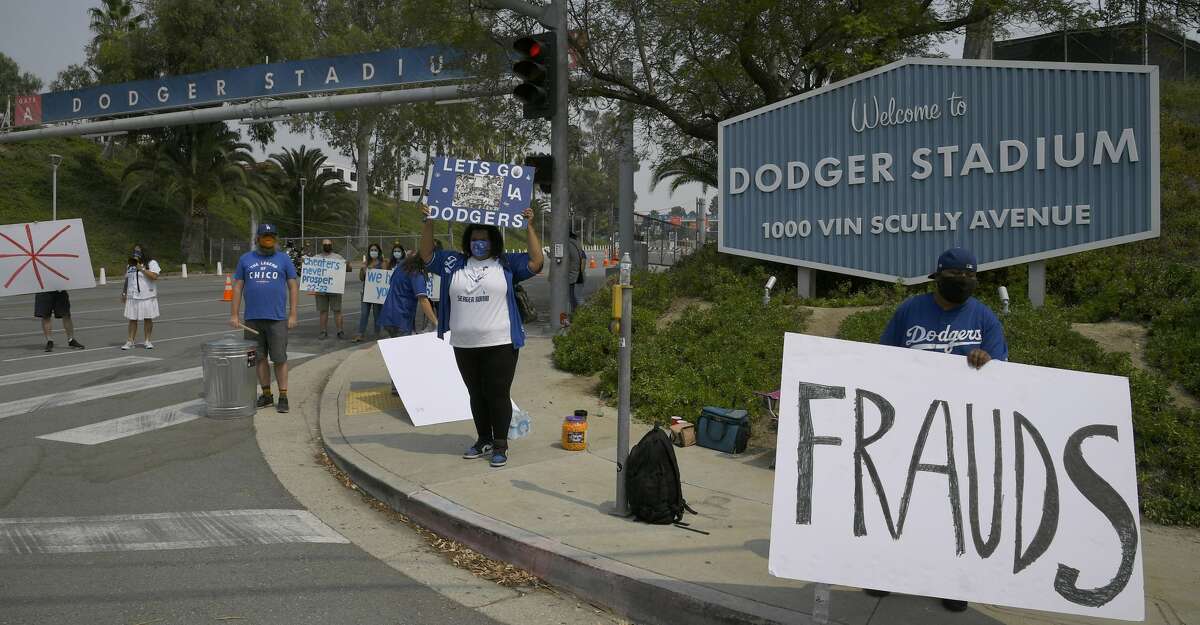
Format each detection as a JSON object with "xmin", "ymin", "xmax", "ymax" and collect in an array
[{"xmin": 548, "ymin": 0, "xmax": 571, "ymax": 329}]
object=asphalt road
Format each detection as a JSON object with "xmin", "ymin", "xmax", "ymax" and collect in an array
[{"xmin": 0, "ymin": 261, "xmax": 606, "ymax": 625}]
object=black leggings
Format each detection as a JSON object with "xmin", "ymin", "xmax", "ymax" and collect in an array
[{"xmin": 453, "ymin": 344, "xmax": 519, "ymax": 451}]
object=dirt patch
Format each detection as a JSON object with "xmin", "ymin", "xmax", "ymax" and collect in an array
[
  {"xmin": 1073, "ymin": 321, "xmax": 1200, "ymax": 410},
  {"xmin": 656, "ymin": 297, "xmax": 713, "ymax": 330},
  {"xmin": 801, "ymin": 305, "xmax": 883, "ymax": 338}
]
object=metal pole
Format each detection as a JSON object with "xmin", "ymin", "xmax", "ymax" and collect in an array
[
  {"xmin": 618, "ymin": 60, "xmax": 635, "ymax": 261},
  {"xmin": 615, "ymin": 252, "xmax": 633, "ymax": 515},
  {"xmin": 549, "ymin": 0, "xmax": 571, "ymax": 329},
  {"xmin": 1029, "ymin": 260, "xmax": 1046, "ymax": 308},
  {"xmin": 49, "ymin": 154, "xmax": 62, "ymax": 220}
]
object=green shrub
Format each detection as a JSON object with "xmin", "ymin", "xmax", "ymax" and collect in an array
[
  {"xmin": 837, "ymin": 300, "xmax": 1200, "ymax": 526},
  {"xmin": 1146, "ymin": 292, "xmax": 1200, "ymax": 397}
]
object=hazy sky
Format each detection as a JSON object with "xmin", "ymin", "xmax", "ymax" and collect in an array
[{"xmin": 0, "ymin": 0, "xmax": 718, "ymax": 216}]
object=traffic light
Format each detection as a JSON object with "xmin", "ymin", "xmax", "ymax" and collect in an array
[
  {"xmin": 524, "ymin": 153, "xmax": 553, "ymax": 193},
  {"xmin": 512, "ymin": 32, "xmax": 556, "ymax": 120}
]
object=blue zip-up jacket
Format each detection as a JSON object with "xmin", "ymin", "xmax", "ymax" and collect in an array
[{"xmin": 428, "ymin": 250, "xmax": 536, "ymax": 348}]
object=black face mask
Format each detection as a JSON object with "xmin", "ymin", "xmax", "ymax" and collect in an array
[
  {"xmin": 322, "ymin": 245, "xmax": 333, "ymax": 253},
  {"xmin": 937, "ymin": 275, "xmax": 978, "ymax": 304}
]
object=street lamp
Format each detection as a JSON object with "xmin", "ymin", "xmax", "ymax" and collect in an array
[
  {"xmin": 299, "ymin": 176, "xmax": 307, "ymax": 242},
  {"xmin": 49, "ymin": 154, "xmax": 63, "ymax": 221}
]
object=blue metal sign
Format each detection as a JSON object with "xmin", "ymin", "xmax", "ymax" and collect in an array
[
  {"xmin": 718, "ymin": 59, "xmax": 1159, "ymax": 284},
  {"xmin": 40, "ymin": 46, "xmax": 464, "ymax": 124},
  {"xmin": 426, "ymin": 157, "xmax": 535, "ymax": 228}
]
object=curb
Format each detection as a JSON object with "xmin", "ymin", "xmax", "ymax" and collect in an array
[{"xmin": 318, "ymin": 349, "xmax": 821, "ymax": 625}]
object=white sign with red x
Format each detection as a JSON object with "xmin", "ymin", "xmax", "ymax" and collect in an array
[{"xmin": 0, "ymin": 219, "xmax": 96, "ymax": 297}]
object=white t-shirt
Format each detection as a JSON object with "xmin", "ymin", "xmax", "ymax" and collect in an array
[
  {"xmin": 124, "ymin": 260, "xmax": 161, "ymax": 300},
  {"xmin": 448, "ymin": 257, "xmax": 511, "ymax": 348}
]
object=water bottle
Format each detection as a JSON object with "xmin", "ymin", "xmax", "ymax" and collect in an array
[{"xmin": 509, "ymin": 406, "xmax": 532, "ymax": 440}]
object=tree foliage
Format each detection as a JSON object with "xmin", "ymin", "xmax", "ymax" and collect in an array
[
  {"xmin": 121, "ymin": 123, "xmax": 276, "ymax": 262},
  {"xmin": 0, "ymin": 52, "xmax": 43, "ymax": 103},
  {"xmin": 267, "ymin": 146, "xmax": 354, "ymax": 227}
]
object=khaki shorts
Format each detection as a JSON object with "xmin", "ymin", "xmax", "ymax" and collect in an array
[{"xmin": 314, "ymin": 293, "xmax": 343, "ymax": 313}]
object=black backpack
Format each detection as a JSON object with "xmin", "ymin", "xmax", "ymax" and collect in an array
[{"xmin": 625, "ymin": 427, "xmax": 695, "ymax": 524}]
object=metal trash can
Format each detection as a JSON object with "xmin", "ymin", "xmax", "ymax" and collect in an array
[{"xmin": 202, "ymin": 336, "xmax": 259, "ymax": 419}]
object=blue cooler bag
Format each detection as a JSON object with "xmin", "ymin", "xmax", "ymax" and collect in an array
[{"xmin": 696, "ymin": 407, "xmax": 751, "ymax": 454}]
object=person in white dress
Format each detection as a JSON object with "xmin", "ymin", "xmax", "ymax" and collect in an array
[{"xmin": 121, "ymin": 244, "xmax": 161, "ymax": 349}]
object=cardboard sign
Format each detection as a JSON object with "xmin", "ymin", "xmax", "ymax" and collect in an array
[
  {"xmin": 426, "ymin": 157, "xmax": 534, "ymax": 228},
  {"xmin": 770, "ymin": 333, "xmax": 1143, "ymax": 621},
  {"xmin": 376, "ymin": 332, "xmax": 471, "ymax": 426},
  {"xmin": 0, "ymin": 219, "xmax": 96, "ymax": 297},
  {"xmin": 363, "ymin": 268, "xmax": 393, "ymax": 304},
  {"xmin": 299, "ymin": 256, "xmax": 345, "ymax": 294}
]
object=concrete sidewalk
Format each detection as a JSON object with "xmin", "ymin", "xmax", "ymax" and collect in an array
[{"xmin": 320, "ymin": 339, "xmax": 1198, "ymax": 625}]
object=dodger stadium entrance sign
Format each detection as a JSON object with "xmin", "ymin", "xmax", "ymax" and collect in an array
[{"xmin": 718, "ymin": 59, "xmax": 1159, "ymax": 284}]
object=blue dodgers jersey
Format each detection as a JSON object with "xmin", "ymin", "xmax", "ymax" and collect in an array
[
  {"xmin": 881, "ymin": 294, "xmax": 1008, "ymax": 360},
  {"xmin": 380, "ymin": 269, "xmax": 429, "ymax": 333},
  {"xmin": 234, "ymin": 250, "xmax": 297, "ymax": 321}
]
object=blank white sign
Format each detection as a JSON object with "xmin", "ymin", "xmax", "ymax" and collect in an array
[
  {"xmin": 377, "ymin": 332, "xmax": 472, "ymax": 426},
  {"xmin": 769, "ymin": 333, "xmax": 1143, "ymax": 621}
]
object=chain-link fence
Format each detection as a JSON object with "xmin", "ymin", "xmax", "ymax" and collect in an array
[{"xmin": 635, "ymin": 213, "xmax": 708, "ymax": 267}]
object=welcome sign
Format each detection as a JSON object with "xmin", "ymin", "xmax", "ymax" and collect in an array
[
  {"xmin": 26, "ymin": 46, "xmax": 463, "ymax": 126},
  {"xmin": 719, "ymin": 59, "xmax": 1159, "ymax": 283},
  {"xmin": 770, "ymin": 334, "xmax": 1143, "ymax": 620}
]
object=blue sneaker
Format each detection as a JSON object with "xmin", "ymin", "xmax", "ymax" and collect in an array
[
  {"xmin": 489, "ymin": 451, "xmax": 508, "ymax": 468},
  {"xmin": 462, "ymin": 443, "xmax": 493, "ymax": 459}
]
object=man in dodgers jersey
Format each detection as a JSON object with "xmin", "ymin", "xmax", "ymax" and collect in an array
[{"xmin": 869, "ymin": 246, "xmax": 1008, "ymax": 612}]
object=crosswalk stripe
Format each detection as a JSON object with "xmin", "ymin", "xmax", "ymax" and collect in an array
[
  {"xmin": 0, "ymin": 352, "xmax": 314, "ymax": 421},
  {"xmin": 0, "ymin": 355, "xmax": 160, "ymax": 388},
  {"xmin": 0, "ymin": 509, "xmax": 349, "ymax": 554},
  {"xmin": 37, "ymin": 399, "xmax": 205, "ymax": 445}
]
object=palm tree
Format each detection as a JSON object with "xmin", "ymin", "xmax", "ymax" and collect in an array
[
  {"xmin": 649, "ymin": 151, "xmax": 718, "ymax": 194},
  {"xmin": 88, "ymin": 0, "xmax": 145, "ymax": 44},
  {"xmin": 266, "ymin": 146, "xmax": 353, "ymax": 229},
  {"xmin": 121, "ymin": 123, "xmax": 277, "ymax": 263}
]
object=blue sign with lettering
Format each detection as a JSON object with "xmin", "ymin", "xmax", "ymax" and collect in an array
[
  {"xmin": 426, "ymin": 157, "xmax": 535, "ymax": 229},
  {"xmin": 40, "ymin": 46, "xmax": 464, "ymax": 124},
  {"xmin": 718, "ymin": 59, "xmax": 1160, "ymax": 284}
]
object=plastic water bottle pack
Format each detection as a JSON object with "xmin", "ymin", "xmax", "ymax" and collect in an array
[{"xmin": 509, "ymin": 405, "xmax": 532, "ymax": 440}]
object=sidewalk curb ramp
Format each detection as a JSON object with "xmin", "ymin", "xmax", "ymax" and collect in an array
[{"xmin": 318, "ymin": 352, "xmax": 822, "ymax": 625}]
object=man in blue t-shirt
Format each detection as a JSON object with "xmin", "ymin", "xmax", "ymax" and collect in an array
[
  {"xmin": 868, "ymin": 246, "xmax": 1007, "ymax": 613},
  {"xmin": 230, "ymin": 223, "xmax": 299, "ymax": 413},
  {"xmin": 881, "ymin": 247, "xmax": 1008, "ymax": 368}
]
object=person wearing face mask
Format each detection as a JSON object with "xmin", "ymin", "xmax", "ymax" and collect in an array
[
  {"xmin": 121, "ymin": 244, "xmax": 161, "ymax": 349},
  {"xmin": 387, "ymin": 243, "xmax": 408, "ymax": 270},
  {"xmin": 354, "ymin": 243, "xmax": 387, "ymax": 342},
  {"xmin": 419, "ymin": 206, "xmax": 543, "ymax": 468},
  {"xmin": 868, "ymin": 246, "xmax": 1007, "ymax": 613},
  {"xmin": 230, "ymin": 223, "xmax": 299, "ymax": 413},
  {"xmin": 313, "ymin": 238, "xmax": 346, "ymax": 339}
]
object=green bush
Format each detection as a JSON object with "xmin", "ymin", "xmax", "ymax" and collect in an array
[
  {"xmin": 837, "ymin": 301, "xmax": 1200, "ymax": 526},
  {"xmin": 1145, "ymin": 292, "xmax": 1200, "ymax": 397}
]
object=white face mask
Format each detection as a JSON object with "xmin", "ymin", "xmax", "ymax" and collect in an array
[
  {"xmin": 393, "ymin": 251, "xmax": 403, "ymax": 260},
  {"xmin": 369, "ymin": 250, "xmax": 379, "ymax": 259}
]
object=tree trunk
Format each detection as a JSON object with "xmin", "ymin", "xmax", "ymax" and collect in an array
[
  {"xmin": 962, "ymin": 3, "xmax": 994, "ymax": 60},
  {"xmin": 355, "ymin": 119, "xmax": 375, "ymax": 248},
  {"xmin": 180, "ymin": 195, "xmax": 207, "ymax": 264}
]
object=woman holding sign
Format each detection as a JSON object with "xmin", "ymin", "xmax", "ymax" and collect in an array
[
  {"xmin": 420, "ymin": 206, "xmax": 543, "ymax": 468},
  {"xmin": 353, "ymin": 243, "xmax": 386, "ymax": 342}
]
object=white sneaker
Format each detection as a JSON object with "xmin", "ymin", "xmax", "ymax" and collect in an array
[
  {"xmin": 121, "ymin": 341, "xmax": 134, "ymax": 350},
  {"xmin": 144, "ymin": 341, "xmax": 154, "ymax": 349}
]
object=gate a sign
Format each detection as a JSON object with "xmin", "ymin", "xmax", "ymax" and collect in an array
[
  {"xmin": 14, "ymin": 95, "xmax": 42, "ymax": 127},
  {"xmin": 718, "ymin": 59, "xmax": 1159, "ymax": 283}
]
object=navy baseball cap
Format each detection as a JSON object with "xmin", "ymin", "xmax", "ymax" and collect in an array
[
  {"xmin": 256, "ymin": 223, "xmax": 277, "ymax": 236},
  {"xmin": 929, "ymin": 247, "xmax": 977, "ymax": 278}
]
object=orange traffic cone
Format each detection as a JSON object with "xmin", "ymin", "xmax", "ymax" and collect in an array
[
  {"xmin": 589, "ymin": 258, "xmax": 597, "ymax": 269},
  {"xmin": 221, "ymin": 275, "xmax": 233, "ymax": 302}
]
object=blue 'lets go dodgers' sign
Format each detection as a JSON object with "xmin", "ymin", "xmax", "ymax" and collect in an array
[
  {"xmin": 40, "ymin": 46, "xmax": 463, "ymax": 124},
  {"xmin": 426, "ymin": 157, "xmax": 535, "ymax": 229}
]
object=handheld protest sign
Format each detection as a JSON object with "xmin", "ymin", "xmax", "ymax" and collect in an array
[
  {"xmin": 299, "ymin": 256, "xmax": 346, "ymax": 294},
  {"xmin": 769, "ymin": 334, "xmax": 1144, "ymax": 621},
  {"xmin": 426, "ymin": 156, "xmax": 535, "ymax": 228},
  {"xmin": 0, "ymin": 219, "xmax": 96, "ymax": 297},
  {"xmin": 363, "ymin": 268, "xmax": 392, "ymax": 304}
]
